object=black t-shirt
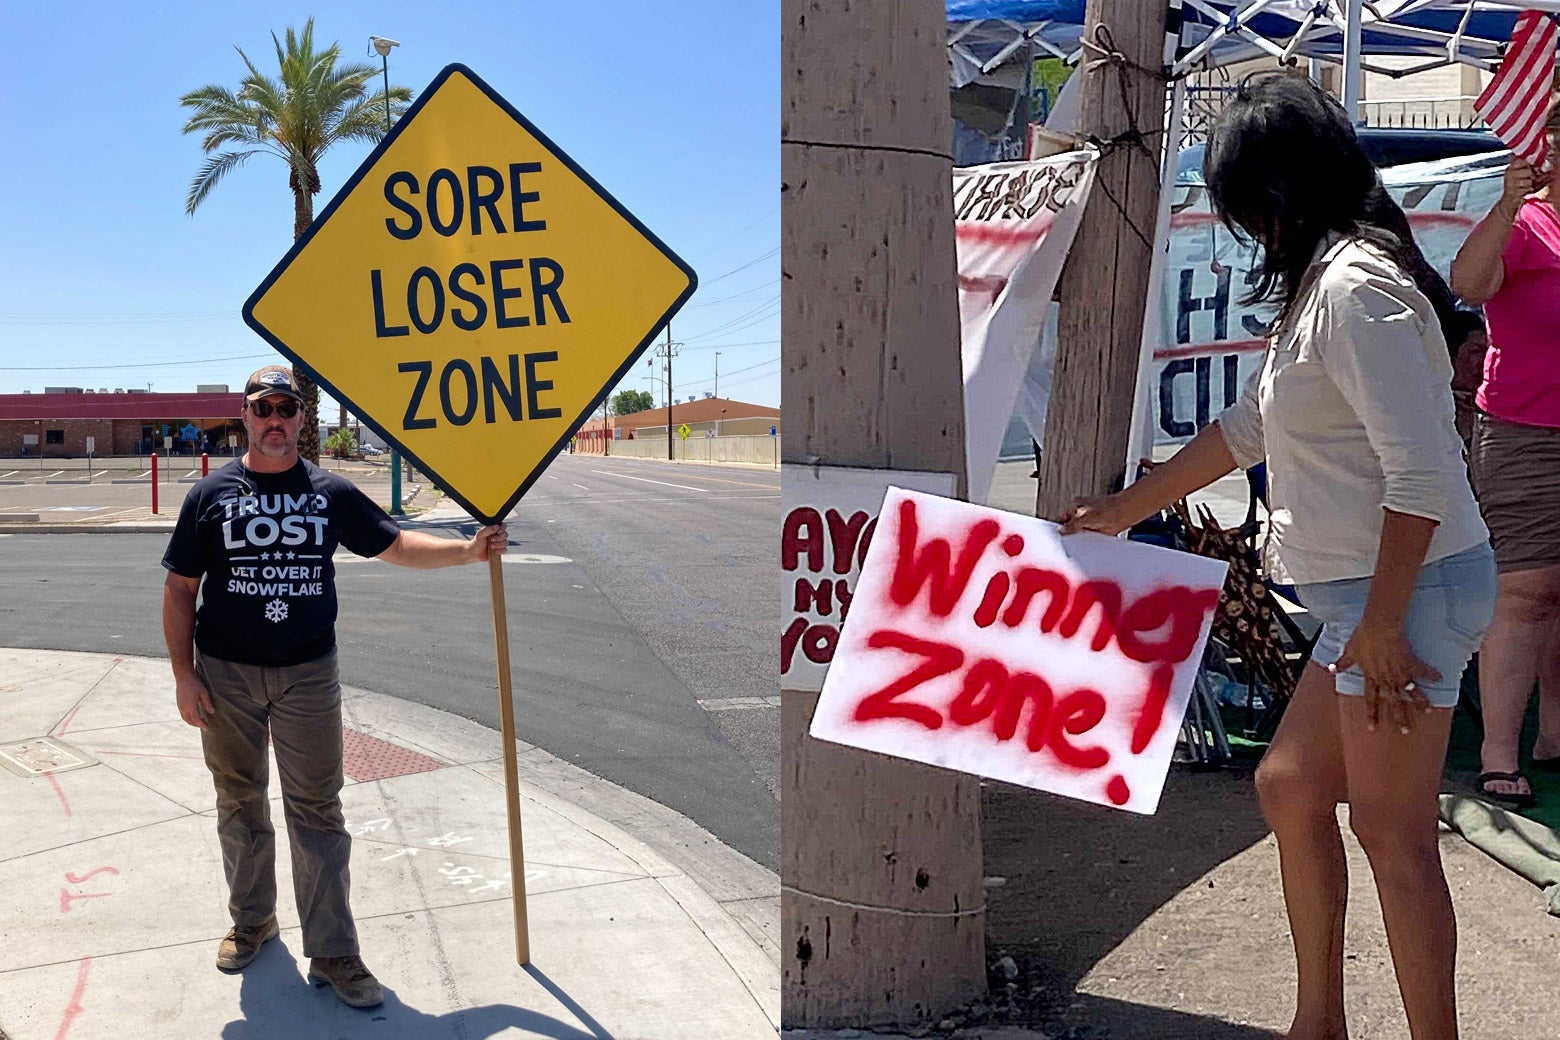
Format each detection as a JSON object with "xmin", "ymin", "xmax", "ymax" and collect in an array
[{"xmin": 162, "ymin": 459, "xmax": 402, "ymax": 666}]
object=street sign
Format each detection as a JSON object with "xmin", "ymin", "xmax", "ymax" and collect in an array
[
  {"xmin": 677, "ymin": 423, "xmax": 691, "ymax": 441},
  {"xmin": 243, "ymin": 63, "xmax": 696, "ymax": 523}
]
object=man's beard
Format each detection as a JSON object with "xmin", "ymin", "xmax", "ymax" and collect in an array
[{"xmin": 254, "ymin": 429, "xmax": 298, "ymax": 458}]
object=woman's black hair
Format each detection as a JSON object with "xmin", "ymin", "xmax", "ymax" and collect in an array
[{"xmin": 1204, "ymin": 71, "xmax": 1457, "ymax": 345}]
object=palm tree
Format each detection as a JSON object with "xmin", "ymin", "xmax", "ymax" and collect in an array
[{"xmin": 181, "ymin": 19, "xmax": 411, "ymax": 462}]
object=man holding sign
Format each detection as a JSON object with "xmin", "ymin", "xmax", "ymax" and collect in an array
[{"xmin": 160, "ymin": 364, "xmax": 507, "ymax": 1008}]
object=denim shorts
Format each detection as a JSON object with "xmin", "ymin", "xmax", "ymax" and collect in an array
[{"xmin": 1296, "ymin": 542, "xmax": 1498, "ymax": 707}]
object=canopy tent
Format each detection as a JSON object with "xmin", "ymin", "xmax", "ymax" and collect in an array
[
  {"xmin": 949, "ymin": 1, "xmax": 1553, "ymax": 89},
  {"xmin": 946, "ymin": 0, "xmax": 1555, "ymax": 491}
]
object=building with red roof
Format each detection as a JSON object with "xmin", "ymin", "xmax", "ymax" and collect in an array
[{"xmin": 0, "ymin": 388, "xmax": 245, "ymax": 458}]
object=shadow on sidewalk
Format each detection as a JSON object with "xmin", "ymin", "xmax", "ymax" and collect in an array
[
  {"xmin": 222, "ymin": 941, "xmax": 615, "ymax": 1039},
  {"xmin": 983, "ymin": 766, "xmax": 1278, "ymax": 1037},
  {"xmin": 1036, "ymin": 994, "xmax": 1283, "ymax": 1039}
]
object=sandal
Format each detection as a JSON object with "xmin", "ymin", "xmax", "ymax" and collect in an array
[{"xmin": 1477, "ymin": 770, "xmax": 1538, "ymax": 809}]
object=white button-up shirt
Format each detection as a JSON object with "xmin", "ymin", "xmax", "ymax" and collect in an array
[{"xmin": 1214, "ymin": 233, "xmax": 1488, "ymax": 586}]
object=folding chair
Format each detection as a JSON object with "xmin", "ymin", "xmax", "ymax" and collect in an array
[
  {"xmin": 1127, "ymin": 503, "xmax": 1235, "ymax": 766},
  {"xmin": 1239, "ymin": 462, "xmax": 1321, "ymax": 740}
]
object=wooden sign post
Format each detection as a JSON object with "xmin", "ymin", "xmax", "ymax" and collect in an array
[{"xmin": 488, "ymin": 553, "xmax": 531, "ymax": 964}]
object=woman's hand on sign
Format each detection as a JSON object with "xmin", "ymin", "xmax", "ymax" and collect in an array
[
  {"xmin": 470, "ymin": 524, "xmax": 509, "ymax": 563},
  {"xmin": 1499, "ymin": 158, "xmax": 1536, "ymax": 219},
  {"xmin": 1331, "ymin": 619, "xmax": 1440, "ymax": 733},
  {"xmin": 1058, "ymin": 494, "xmax": 1131, "ymax": 537}
]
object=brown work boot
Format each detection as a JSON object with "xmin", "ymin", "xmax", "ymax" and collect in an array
[
  {"xmin": 215, "ymin": 917, "xmax": 279, "ymax": 972},
  {"xmin": 308, "ymin": 955, "xmax": 384, "ymax": 1008}
]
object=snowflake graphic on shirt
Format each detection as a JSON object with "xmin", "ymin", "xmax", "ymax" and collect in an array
[{"xmin": 264, "ymin": 599, "xmax": 289, "ymax": 624}]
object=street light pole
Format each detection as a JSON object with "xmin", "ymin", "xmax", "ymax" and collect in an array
[{"xmin": 371, "ymin": 33, "xmax": 405, "ymax": 515}]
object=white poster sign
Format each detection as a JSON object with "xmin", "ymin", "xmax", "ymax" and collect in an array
[
  {"xmin": 810, "ymin": 488, "xmax": 1227, "ymax": 814},
  {"xmin": 781, "ymin": 465, "xmax": 957, "ymax": 692}
]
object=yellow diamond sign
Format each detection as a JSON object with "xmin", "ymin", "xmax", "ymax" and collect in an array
[{"xmin": 243, "ymin": 64, "xmax": 696, "ymax": 523}]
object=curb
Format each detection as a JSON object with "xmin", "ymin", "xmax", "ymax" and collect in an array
[{"xmin": 0, "ymin": 524, "xmax": 176, "ymax": 534}]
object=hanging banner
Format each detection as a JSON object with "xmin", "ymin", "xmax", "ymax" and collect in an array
[
  {"xmin": 810, "ymin": 488, "xmax": 1227, "ymax": 814},
  {"xmin": 989, "ymin": 150, "xmax": 1508, "ymax": 456},
  {"xmin": 1153, "ymin": 152, "xmax": 1505, "ymax": 444},
  {"xmin": 956, "ymin": 148, "xmax": 1098, "ymax": 504}
]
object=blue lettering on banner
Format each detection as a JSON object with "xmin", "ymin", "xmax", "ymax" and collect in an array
[
  {"xmin": 1158, "ymin": 354, "xmax": 1243, "ymax": 438},
  {"xmin": 1176, "ymin": 266, "xmax": 1230, "ymax": 344}
]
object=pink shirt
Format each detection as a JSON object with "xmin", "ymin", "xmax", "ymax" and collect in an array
[{"xmin": 1478, "ymin": 197, "xmax": 1560, "ymax": 428}]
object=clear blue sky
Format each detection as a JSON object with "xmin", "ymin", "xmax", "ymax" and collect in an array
[{"xmin": 0, "ymin": 1, "xmax": 778, "ymax": 410}]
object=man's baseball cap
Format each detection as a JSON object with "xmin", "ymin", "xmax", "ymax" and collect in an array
[{"xmin": 244, "ymin": 364, "xmax": 305, "ymax": 405}]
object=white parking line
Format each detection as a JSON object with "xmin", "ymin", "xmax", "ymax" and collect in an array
[
  {"xmin": 588, "ymin": 470, "xmax": 707, "ymax": 492},
  {"xmin": 44, "ymin": 471, "xmax": 64, "ymax": 479},
  {"xmin": 571, "ymin": 483, "xmax": 589, "ymax": 490},
  {"xmin": 0, "ymin": 472, "xmax": 17, "ymax": 479},
  {"xmin": 699, "ymin": 696, "xmax": 783, "ymax": 711}
]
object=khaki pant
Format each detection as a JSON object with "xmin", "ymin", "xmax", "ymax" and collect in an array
[{"xmin": 195, "ymin": 649, "xmax": 358, "ymax": 958}]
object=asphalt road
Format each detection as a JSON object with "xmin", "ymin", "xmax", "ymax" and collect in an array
[{"xmin": 0, "ymin": 452, "xmax": 779, "ymax": 868}]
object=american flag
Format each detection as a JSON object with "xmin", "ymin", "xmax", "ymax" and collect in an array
[{"xmin": 1475, "ymin": 10, "xmax": 1560, "ymax": 169}]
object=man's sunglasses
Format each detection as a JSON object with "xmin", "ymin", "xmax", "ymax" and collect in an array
[{"xmin": 249, "ymin": 399, "xmax": 300, "ymax": 419}]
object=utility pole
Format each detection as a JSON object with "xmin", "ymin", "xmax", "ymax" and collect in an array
[
  {"xmin": 651, "ymin": 328, "xmax": 680, "ymax": 461},
  {"xmin": 371, "ymin": 33, "xmax": 405, "ymax": 513},
  {"xmin": 666, "ymin": 326, "xmax": 674, "ymax": 461},
  {"xmin": 782, "ymin": 0, "xmax": 983, "ymax": 1028},
  {"xmin": 1035, "ymin": 0, "xmax": 1170, "ymax": 520},
  {"xmin": 714, "ymin": 350, "xmax": 721, "ymax": 399}
]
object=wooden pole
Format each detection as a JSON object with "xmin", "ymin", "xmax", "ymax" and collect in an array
[
  {"xmin": 1036, "ymin": 0, "xmax": 1170, "ymax": 520},
  {"xmin": 781, "ymin": 0, "xmax": 984, "ymax": 1027},
  {"xmin": 488, "ymin": 551, "xmax": 531, "ymax": 964}
]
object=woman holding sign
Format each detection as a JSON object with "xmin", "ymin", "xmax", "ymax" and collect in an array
[
  {"xmin": 1449, "ymin": 96, "xmax": 1560, "ymax": 810},
  {"xmin": 1062, "ymin": 73, "xmax": 1494, "ymax": 1040}
]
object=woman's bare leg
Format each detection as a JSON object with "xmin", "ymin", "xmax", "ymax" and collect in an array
[
  {"xmin": 1532, "ymin": 608, "xmax": 1560, "ymax": 761},
  {"xmin": 1479, "ymin": 565, "xmax": 1560, "ymax": 798},
  {"xmin": 1339, "ymin": 700, "xmax": 1458, "ymax": 1040},
  {"xmin": 1255, "ymin": 664, "xmax": 1350, "ymax": 1040}
]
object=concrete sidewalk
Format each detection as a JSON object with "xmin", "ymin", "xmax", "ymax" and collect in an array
[{"xmin": 0, "ymin": 648, "xmax": 779, "ymax": 1040}]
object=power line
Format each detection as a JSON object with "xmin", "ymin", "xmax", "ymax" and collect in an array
[
  {"xmin": 698, "ymin": 246, "xmax": 779, "ymax": 288},
  {"xmin": 682, "ymin": 297, "xmax": 780, "ymax": 342},
  {"xmin": 0, "ymin": 312, "xmax": 241, "ymax": 326},
  {"xmin": 683, "ymin": 305, "xmax": 780, "ymax": 345},
  {"xmin": 688, "ymin": 204, "xmax": 780, "ymax": 262},
  {"xmin": 684, "ymin": 281, "xmax": 776, "ymax": 308},
  {"xmin": 683, "ymin": 346, "xmax": 780, "ymax": 358},
  {"xmin": 677, "ymin": 357, "xmax": 779, "ymax": 390},
  {"xmin": 0, "ymin": 352, "xmax": 275, "ymax": 372}
]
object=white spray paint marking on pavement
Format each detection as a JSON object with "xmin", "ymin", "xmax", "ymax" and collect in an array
[
  {"xmin": 699, "ymin": 697, "xmax": 783, "ymax": 711},
  {"xmin": 588, "ymin": 470, "xmax": 708, "ymax": 492}
]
